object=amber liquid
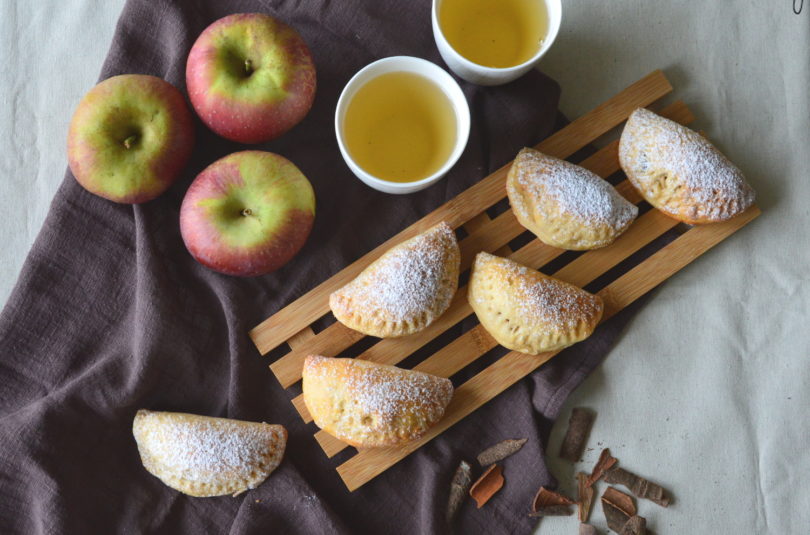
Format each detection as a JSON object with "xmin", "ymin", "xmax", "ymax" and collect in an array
[
  {"xmin": 439, "ymin": 0, "xmax": 549, "ymax": 68},
  {"xmin": 342, "ymin": 72, "xmax": 457, "ymax": 183}
]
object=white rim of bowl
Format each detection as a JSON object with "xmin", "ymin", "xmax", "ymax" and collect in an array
[
  {"xmin": 334, "ymin": 56, "xmax": 471, "ymax": 191},
  {"xmin": 432, "ymin": 0, "xmax": 562, "ymax": 74}
]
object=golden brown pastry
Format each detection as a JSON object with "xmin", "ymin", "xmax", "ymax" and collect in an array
[
  {"xmin": 132, "ymin": 410, "xmax": 286, "ymax": 497},
  {"xmin": 302, "ymin": 355, "xmax": 453, "ymax": 448},
  {"xmin": 330, "ymin": 222, "xmax": 460, "ymax": 338},
  {"xmin": 507, "ymin": 148, "xmax": 638, "ymax": 250},
  {"xmin": 619, "ymin": 107, "xmax": 755, "ymax": 224},
  {"xmin": 468, "ymin": 252, "xmax": 603, "ymax": 355}
]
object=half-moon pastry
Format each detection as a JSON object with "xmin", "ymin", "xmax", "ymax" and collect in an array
[
  {"xmin": 330, "ymin": 222, "xmax": 460, "ymax": 338},
  {"xmin": 619, "ymin": 107, "xmax": 755, "ymax": 224},
  {"xmin": 468, "ymin": 252, "xmax": 603, "ymax": 355},
  {"xmin": 302, "ymin": 355, "xmax": 453, "ymax": 448},
  {"xmin": 507, "ymin": 148, "xmax": 638, "ymax": 250},
  {"xmin": 133, "ymin": 410, "xmax": 287, "ymax": 497}
]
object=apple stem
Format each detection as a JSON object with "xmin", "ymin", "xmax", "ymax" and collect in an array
[
  {"xmin": 242, "ymin": 208, "xmax": 253, "ymax": 217},
  {"xmin": 244, "ymin": 59, "xmax": 253, "ymax": 76},
  {"xmin": 123, "ymin": 135, "xmax": 137, "ymax": 149}
]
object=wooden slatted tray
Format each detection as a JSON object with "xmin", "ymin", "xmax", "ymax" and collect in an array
[{"xmin": 249, "ymin": 70, "xmax": 760, "ymax": 491}]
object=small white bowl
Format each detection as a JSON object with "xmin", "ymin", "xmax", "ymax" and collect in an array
[
  {"xmin": 335, "ymin": 56, "xmax": 471, "ymax": 195},
  {"xmin": 431, "ymin": 0, "xmax": 562, "ymax": 86}
]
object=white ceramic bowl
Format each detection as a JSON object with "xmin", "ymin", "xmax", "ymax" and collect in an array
[
  {"xmin": 431, "ymin": 0, "xmax": 562, "ymax": 86},
  {"xmin": 334, "ymin": 56, "xmax": 471, "ymax": 195}
]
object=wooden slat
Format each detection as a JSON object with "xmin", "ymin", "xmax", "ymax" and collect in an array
[
  {"xmin": 268, "ymin": 99, "xmax": 694, "ymax": 389},
  {"xmin": 285, "ymin": 327, "xmax": 316, "ymax": 349},
  {"xmin": 458, "ymin": 210, "xmax": 521, "ymax": 269},
  {"xmin": 334, "ymin": 205, "xmax": 761, "ymax": 490},
  {"xmin": 461, "ymin": 212, "xmax": 494, "ymax": 233},
  {"xmin": 464, "ymin": 212, "xmax": 515, "ymax": 257},
  {"xmin": 312, "ymin": 207, "xmax": 681, "ymax": 456},
  {"xmin": 249, "ymin": 71, "xmax": 673, "ymax": 355},
  {"xmin": 291, "ymin": 392, "xmax": 309, "ymax": 418}
]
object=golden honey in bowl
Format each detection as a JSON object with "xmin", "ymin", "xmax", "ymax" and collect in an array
[
  {"xmin": 439, "ymin": 0, "xmax": 549, "ymax": 69},
  {"xmin": 342, "ymin": 71, "xmax": 457, "ymax": 183}
]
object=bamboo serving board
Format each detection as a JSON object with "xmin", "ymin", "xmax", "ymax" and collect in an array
[{"xmin": 249, "ymin": 70, "xmax": 760, "ymax": 491}]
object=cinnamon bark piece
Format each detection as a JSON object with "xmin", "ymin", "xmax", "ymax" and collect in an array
[
  {"xmin": 527, "ymin": 505, "xmax": 573, "ymax": 517},
  {"xmin": 619, "ymin": 515, "xmax": 647, "ymax": 535},
  {"xmin": 602, "ymin": 486, "xmax": 636, "ymax": 517},
  {"xmin": 604, "ymin": 467, "xmax": 671, "ymax": 507},
  {"xmin": 576, "ymin": 472, "xmax": 594, "ymax": 522},
  {"xmin": 559, "ymin": 408, "xmax": 596, "ymax": 462},
  {"xmin": 602, "ymin": 498, "xmax": 631, "ymax": 532},
  {"xmin": 579, "ymin": 524, "xmax": 599, "ymax": 535},
  {"xmin": 469, "ymin": 464, "xmax": 504, "ymax": 508},
  {"xmin": 532, "ymin": 486, "xmax": 575, "ymax": 511},
  {"xmin": 446, "ymin": 460, "xmax": 472, "ymax": 524},
  {"xmin": 586, "ymin": 448, "xmax": 618, "ymax": 487},
  {"xmin": 476, "ymin": 438, "xmax": 527, "ymax": 466}
]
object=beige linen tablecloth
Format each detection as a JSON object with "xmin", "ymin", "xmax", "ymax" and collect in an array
[{"xmin": 1, "ymin": 1, "xmax": 806, "ymax": 532}]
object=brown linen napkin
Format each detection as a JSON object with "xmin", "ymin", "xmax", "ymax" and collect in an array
[{"xmin": 0, "ymin": 1, "xmax": 646, "ymax": 533}]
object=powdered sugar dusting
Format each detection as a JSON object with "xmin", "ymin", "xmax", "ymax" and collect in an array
[
  {"xmin": 468, "ymin": 253, "xmax": 602, "ymax": 354},
  {"xmin": 515, "ymin": 267, "xmax": 596, "ymax": 333},
  {"xmin": 620, "ymin": 108, "xmax": 755, "ymax": 222},
  {"xmin": 330, "ymin": 222, "xmax": 459, "ymax": 335},
  {"xmin": 307, "ymin": 356, "xmax": 452, "ymax": 422},
  {"xmin": 303, "ymin": 356, "xmax": 453, "ymax": 446},
  {"xmin": 510, "ymin": 148, "xmax": 638, "ymax": 230},
  {"xmin": 474, "ymin": 253, "xmax": 600, "ymax": 335},
  {"xmin": 133, "ymin": 411, "xmax": 286, "ymax": 494}
]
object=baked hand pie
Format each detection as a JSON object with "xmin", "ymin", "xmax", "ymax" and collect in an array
[
  {"xmin": 507, "ymin": 148, "xmax": 638, "ymax": 250},
  {"xmin": 302, "ymin": 355, "xmax": 453, "ymax": 448},
  {"xmin": 619, "ymin": 107, "xmax": 755, "ymax": 224},
  {"xmin": 133, "ymin": 410, "xmax": 286, "ymax": 497},
  {"xmin": 330, "ymin": 222, "xmax": 460, "ymax": 338},
  {"xmin": 468, "ymin": 252, "xmax": 603, "ymax": 355}
]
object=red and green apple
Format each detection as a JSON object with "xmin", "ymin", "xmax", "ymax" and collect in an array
[
  {"xmin": 67, "ymin": 74, "xmax": 195, "ymax": 204},
  {"xmin": 186, "ymin": 13, "xmax": 316, "ymax": 144},
  {"xmin": 180, "ymin": 150, "xmax": 315, "ymax": 277}
]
